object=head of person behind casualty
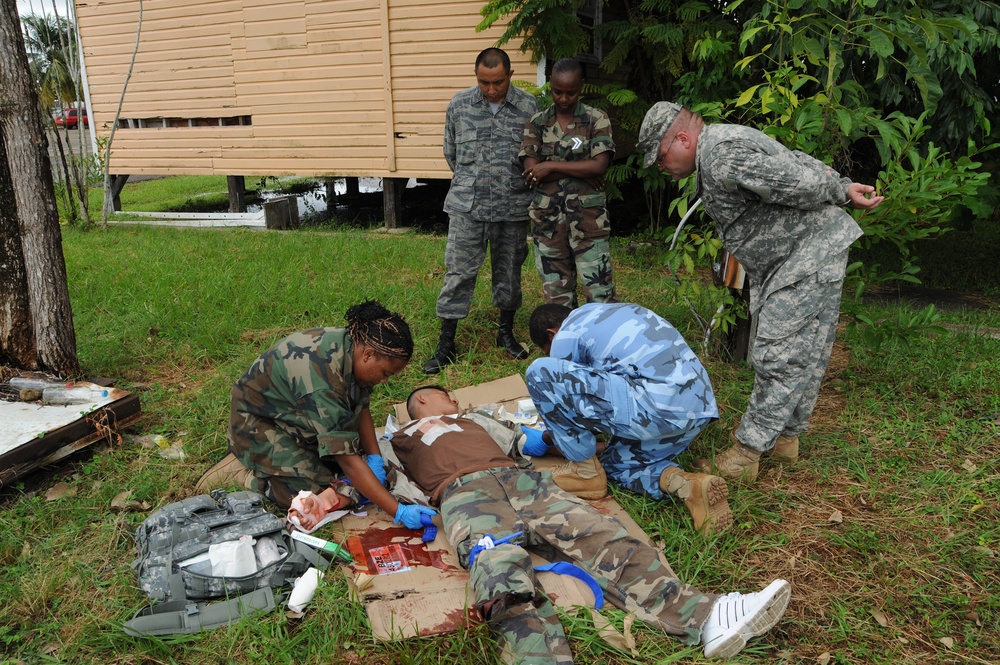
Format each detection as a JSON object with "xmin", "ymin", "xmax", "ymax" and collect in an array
[{"xmin": 636, "ymin": 101, "xmax": 884, "ymax": 482}]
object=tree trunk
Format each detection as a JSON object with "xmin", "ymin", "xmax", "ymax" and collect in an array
[
  {"xmin": 0, "ymin": 0, "xmax": 79, "ymax": 376},
  {"xmin": 0, "ymin": 133, "xmax": 35, "ymax": 368}
]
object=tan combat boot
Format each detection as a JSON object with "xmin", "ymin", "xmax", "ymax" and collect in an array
[
  {"xmin": 549, "ymin": 456, "xmax": 608, "ymax": 500},
  {"xmin": 195, "ymin": 453, "xmax": 255, "ymax": 493},
  {"xmin": 695, "ymin": 431, "xmax": 762, "ymax": 482},
  {"xmin": 659, "ymin": 467, "xmax": 732, "ymax": 535},
  {"xmin": 771, "ymin": 434, "xmax": 799, "ymax": 464}
]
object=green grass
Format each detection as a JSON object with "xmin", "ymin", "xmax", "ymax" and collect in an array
[{"xmin": 1, "ymin": 201, "xmax": 999, "ymax": 664}]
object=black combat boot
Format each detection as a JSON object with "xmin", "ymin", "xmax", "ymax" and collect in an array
[
  {"xmin": 496, "ymin": 309, "xmax": 528, "ymax": 360},
  {"xmin": 422, "ymin": 318, "xmax": 458, "ymax": 374}
]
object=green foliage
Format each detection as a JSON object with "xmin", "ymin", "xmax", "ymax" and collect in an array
[
  {"xmin": 20, "ymin": 14, "xmax": 79, "ymax": 108},
  {"xmin": 845, "ymin": 303, "xmax": 947, "ymax": 354},
  {"xmin": 478, "ymin": 0, "xmax": 591, "ymax": 61}
]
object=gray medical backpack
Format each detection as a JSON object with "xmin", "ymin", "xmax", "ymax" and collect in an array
[{"xmin": 125, "ymin": 489, "xmax": 330, "ymax": 636}]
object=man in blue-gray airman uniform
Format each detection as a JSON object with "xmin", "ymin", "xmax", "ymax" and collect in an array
[
  {"xmin": 423, "ymin": 47, "xmax": 539, "ymax": 374},
  {"xmin": 525, "ymin": 302, "xmax": 732, "ymax": 534},
  {"xmin": 636, "ymin": 102, "xmax": 884, "ymax": 481}
]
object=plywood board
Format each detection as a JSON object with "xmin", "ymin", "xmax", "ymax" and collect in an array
[{"xmin": 0, "ymin": 379, "xmax": 142, "ymax": 487}]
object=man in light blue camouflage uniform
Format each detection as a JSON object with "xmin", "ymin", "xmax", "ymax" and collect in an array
[
  {"xmin": 525, "ymin": 303, "xmax": 732, "ymax": 534},
  {"xmin": 637, "ymin": 102, "xmax": 884, "ymax": 481},
  {"xmin": 423, "ymin": 48, "xmax": 539, "ymax": 374}
]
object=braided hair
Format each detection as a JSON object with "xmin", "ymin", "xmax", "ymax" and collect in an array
[{"xmin": 345, "ymin": 300, "xmax": 413, "ymax": 360}]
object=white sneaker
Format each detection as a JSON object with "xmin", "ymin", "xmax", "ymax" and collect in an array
[{"xmin": 701, "ymin": 579, "xmax": 791, "ymax": 659}]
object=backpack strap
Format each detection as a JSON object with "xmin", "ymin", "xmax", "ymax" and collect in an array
[
  {"xmin": 268, "ymin": 535, "xmax": 333, "ymax": 588},
  {"xmin": 123, "ymin": 587, "xmax": 276, "ymax": 636}
]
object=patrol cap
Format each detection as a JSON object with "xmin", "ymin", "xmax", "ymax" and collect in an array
[{"xmin": 637, "ymin": 102, "xmax": 683, "ymax": 168}]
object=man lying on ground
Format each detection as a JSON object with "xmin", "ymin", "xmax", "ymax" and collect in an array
[{"xmin": 379, "ymin": 385, "xmax": 792, "ymax": 663}]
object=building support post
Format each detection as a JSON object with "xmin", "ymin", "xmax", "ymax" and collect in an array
[
  {"xmin": 383, "ymin": 177, "xmax": 404, "ymax": 229},
  {"xmin": 227, "ymin": 175, "xmax": 246, "ymax": 213}
]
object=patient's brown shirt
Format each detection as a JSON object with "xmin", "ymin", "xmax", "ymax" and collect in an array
[{"xmin": 387, "ymin": 415, "xmax": 517, "ymax": 505}]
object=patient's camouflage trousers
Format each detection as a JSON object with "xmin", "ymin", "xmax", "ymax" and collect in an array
[{"xmin": 440, "ymin": 467, "xmax": 715, "ymax": 665}]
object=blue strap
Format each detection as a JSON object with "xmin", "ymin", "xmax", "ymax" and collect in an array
[
  {"xmin": 533, "ymin": 562, "xmax": 604, "ymax": 609},
  {"xmin": 467, "ymin": 531, "xmax": 524, "ymax": 569},
  {"xmin": 420, "ymin": 514, "xmax": 437, "ymax": 542}
]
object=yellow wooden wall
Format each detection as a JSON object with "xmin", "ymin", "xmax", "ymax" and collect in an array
[{"xmin": 76, "ymin": 0, "xmax": 537, "ymax": 177}]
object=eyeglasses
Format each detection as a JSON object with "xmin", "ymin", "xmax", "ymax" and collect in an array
[{"xmin": 656, "ymin": 133, "xmax": 677, "ymax": 169}]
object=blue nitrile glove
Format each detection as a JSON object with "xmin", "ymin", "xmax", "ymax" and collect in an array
[
  {"xmin": 366, "ymin": 454, "xmax": 387, "ymax": 485},
  {"xmin": 520, "ymin": 425, "xmax": 549, "ymax": 457},
  {"xmin": 394, "ymin": 503, "xmax": 437, "ymax": 530}
]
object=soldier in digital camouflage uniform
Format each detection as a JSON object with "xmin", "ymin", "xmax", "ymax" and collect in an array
[
  {"xmin": 521, "ymin": 58, "xmax": 617, "ymax": 308},
  {"xmin": 637, "ymin": 102, "xmax": 884, "ymax": 481},
  {"xmin": 379, "ymin": 386, "xmax": 791, "ymax": 662},
  {"xmin": 525, "ymin": 302, "xmax": 733, "ymax": 535},
  {"xmin": 423, "ymin": 47, "xmax": 539, "ymax": 375},
  {"xmin": 197, "ymin": 301, "xmax": 437, "ymax": 534}
]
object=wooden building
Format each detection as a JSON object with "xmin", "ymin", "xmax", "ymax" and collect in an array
[{"xmin": 75, "ymin": 0, "xmax": 540, "ymax": 214}]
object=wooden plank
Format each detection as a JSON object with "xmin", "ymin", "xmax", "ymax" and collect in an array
[
  {"xmin": 305, "ymin": 0, "xmax": 377, "ymax": 13},
  {"xmin": 248, "ymin": 109, "xmax": 386, "ymax": 124},
  {"xmin": 306, "ymin": 10, "xmax": 381, "ymax": 28},
  {"xmin": 243, "ymin": 17, "xmax": 307, "ymax": 39},
  {"xmin": 240, "ymin": 91, "xmax": 385, "ymax": 109},
  {"xmin": 305, "ymin": 25, "xmax": 382, "ymax": 42}
]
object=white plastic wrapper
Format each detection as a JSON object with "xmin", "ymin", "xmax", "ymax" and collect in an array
[
  {"xmin": 254, "ymin": 535, "xmax": 283, "ymax": 568},
  {"xmin": 209, "ymin": 534, "xmax": 257, "ymax": 577},
  {"xmin": 287, "ymin": 567, "xmax": 324, "ymax": 612}
]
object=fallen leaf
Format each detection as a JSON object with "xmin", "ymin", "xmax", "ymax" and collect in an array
[
  {"xmin": 623, "ymin": 613, "xmax": 636, "ymax": 653},
  {"xmin": 965, "ymin": 611, "xmax": 981, "ymax": 626},
  {"xmin": 974, "ymin": 546, "xmax": 995, "ymax": 557},
  {"xmin": 939, "ymin": 636, "xmax": 954, "ymax": 649},
  {"xmin": 111, "ymin": 490, "xmax": 145, "ymax": 513},
  {"xmin": 827, "ymin": 509, "xmax": 843, "ymax": 524},
  {"xmin": 592, "ymin": 610, "xmax": 638, "ymax": 655},
  {"xmin": 961, "ymin": 459, "xmax": 977, "ymax": 473},
  {"xmin": 45, "ymin": 482, "xmax": 76, "ymax": 501},
  {"xmin": 872, "ymin": 610, "xmax": 889, "ymax": 627},
  {"xmin": 816, "ymin": 652, "xmax": 831, "ymax": 665},
  {"xmin": 898, "ymin": 637, "xmax": 909, "ymax": 644}
]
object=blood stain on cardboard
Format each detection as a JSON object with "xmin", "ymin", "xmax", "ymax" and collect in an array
[{"xmin": 347, "ymin": 525, "xmax": 456, "ymax": 575}]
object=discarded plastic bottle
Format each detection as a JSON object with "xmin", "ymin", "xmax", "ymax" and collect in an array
[
  {"xmin": 9, "ymin": 377, "xmax": 69, "ymax": 392},
  {"xmin": 42, "ymin": 386, "xmax": 110, "ymax": 405}
]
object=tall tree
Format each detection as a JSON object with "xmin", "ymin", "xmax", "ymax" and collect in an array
[
  {"xmin": 0, "ymin": 134, "xmax": 35, "ymax": 368},
  {"xmin": 0, "ymin": 0, "xmax": 79, "ymax": 375}
]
